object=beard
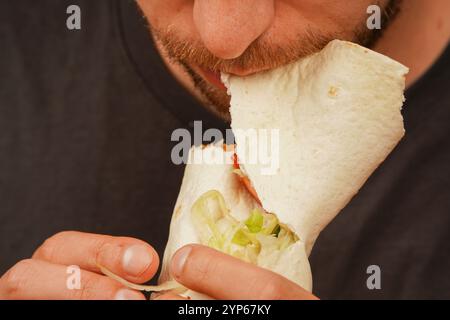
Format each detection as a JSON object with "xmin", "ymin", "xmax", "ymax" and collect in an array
[{"xmin": 149, "ymin": 0, "xmax": 402, "ymax": 120}]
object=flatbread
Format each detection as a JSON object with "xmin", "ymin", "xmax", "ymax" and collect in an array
[
  {"xmin": 159, "ymin": 40, "xmax": 408, "ymax": 298},
  {"xmin": 224, "ymin": 40, "xmax": 408, "ymax": 254},
  {"xmin": 159, "ymin": 144, "xmax": 312, "ymax": 298}
]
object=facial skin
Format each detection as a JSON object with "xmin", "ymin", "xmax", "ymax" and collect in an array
[{"xmin": 137, "ymin": 0, "xmax": 400, "ymax": 118}]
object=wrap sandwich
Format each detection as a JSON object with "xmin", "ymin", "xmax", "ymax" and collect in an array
[{"xmin": 100, "ymin": 40, "xmax": 409, "ymax": 298}]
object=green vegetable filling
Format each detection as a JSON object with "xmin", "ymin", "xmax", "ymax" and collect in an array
[
  {"xmin": 191, "ymin": 190, "xmax": 298, "ymax": 264},
  {"xmin": 245, "ymin": 210, "xmax": 264, "ymax": 233}
]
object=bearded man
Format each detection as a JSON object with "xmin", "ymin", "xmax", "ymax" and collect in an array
[{"xmin": 0, "ymin": 0, "xmax": 449, "ymax": 299}]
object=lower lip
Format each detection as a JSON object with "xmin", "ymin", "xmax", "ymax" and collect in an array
[{"xmin": 197, "ymin": 67, "xmax": 227, "ymax": 91}]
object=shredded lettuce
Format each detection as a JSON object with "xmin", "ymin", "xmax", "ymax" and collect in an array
[
  {"xmin": 231, "ymin": 229, "xmax": 253, "ymax": 246},
  {"xmin": 245, "ymin": 210, "xmax": 264, "ymax": 233},
  {"xmin": 191, "ymin": 190, "xmax": 298, "ymax": 264}
]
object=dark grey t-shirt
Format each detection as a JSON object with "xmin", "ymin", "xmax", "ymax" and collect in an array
[
  {"xmin": 1, "ymin": 0, "xmax": 449, "ymax": 299},
  {"xmin": 0, "ymin": 0, "xmax": 226, "ymax": 276}
]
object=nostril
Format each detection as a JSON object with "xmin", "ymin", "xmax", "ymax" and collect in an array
[{"xmin": 192, "ymin": 0, "xmax": 275, "ymax": 60}]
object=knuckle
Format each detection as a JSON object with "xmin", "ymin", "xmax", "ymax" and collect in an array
[
  {"xmin": 193, "ymin": 253, "xmax": 218, "ymax": 285},
  {"xmin": 75, "ymin": 274, "xmax": 118, "ymax": 300},
  {"xmin": 34, "ymin": 231, "xmax": 72, "ymax": 260},
  {"xmin": 50, "ymin": 231, "xmax": 75, "ymax": 242},
  {"xmin": 255, "ymin": 275, "xmax": 284, "ymax": 300},
  {"xmin": 1, "ymin": 259, "xmax": 35, "ymax": 297},
  {"xmin": 76, "ymin": 274, "xmax": 99, "ymax": 300},
  {"xmin": 93, "ymin": 240, "xmax": 112, "ymax": 265},
  {"xmin": 34, "ymin": 238, "xmax": 57, "ymax": 261}
]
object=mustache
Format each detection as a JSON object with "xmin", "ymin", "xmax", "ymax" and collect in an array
[
  {"xmin": 152, "ymin": 27, "xmax": 339, "ymax": 74},
  {"xmin": 148, "ymin": 0, "xmax": 402, "ymax": 74}
]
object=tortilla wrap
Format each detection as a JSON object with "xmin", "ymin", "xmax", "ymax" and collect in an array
[
  {"xmin": 159, "ymin": 145, "xmax": 312, "ymax": 299},
  {"xmin": 99, "ymin": 40, "xmax": 408, "ymax": 299},
  {"xmin": 224, "ymin": 39, "xmax": 409, "ymax": 254}
]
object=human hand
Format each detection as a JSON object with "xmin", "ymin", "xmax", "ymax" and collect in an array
[
  {"xmin": 0, "ymin": 231, "xmax": 159, "ymax": 299},
  {"xmin": 156, "ymin": 244, "xmax": 318, "ymax": 300}
]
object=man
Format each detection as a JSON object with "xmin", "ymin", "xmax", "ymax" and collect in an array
[{"xmin": 0, "ymin": 0, "xmax": 449, "ymax": 299}]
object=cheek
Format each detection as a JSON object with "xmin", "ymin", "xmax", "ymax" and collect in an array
[{"xmin": 136, "ymin": 0, "xmax": 199, "ymax": 40}]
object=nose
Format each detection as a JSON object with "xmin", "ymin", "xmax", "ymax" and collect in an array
[{"xmin": 193, "ymin": 0, "xmax": 275, "ymax": 60}]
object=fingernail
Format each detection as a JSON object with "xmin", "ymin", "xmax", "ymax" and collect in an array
[
  {"xmin": 122, "ymin": 245, "xmax": 153, "ymax": 277},
  {"xmin": 171, "ymin": 246, "xmax": 192, "ymax": 279},
  {"xmin": 114, "ymin": 289, "xmax": 146, "ymax": 300}
]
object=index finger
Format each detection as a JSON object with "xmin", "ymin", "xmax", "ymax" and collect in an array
[
  {"xmin": 170, "ymin": 245, "xmax": 318, "ymax": 300},
  {"xmin": 32, "ymin": 231, "xmax": 159, "ymax": 284}
]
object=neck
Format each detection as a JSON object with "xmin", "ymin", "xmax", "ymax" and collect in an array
[{"xmin": 374, "ymin": 0, "xmax": 450, "ymax": 87}]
